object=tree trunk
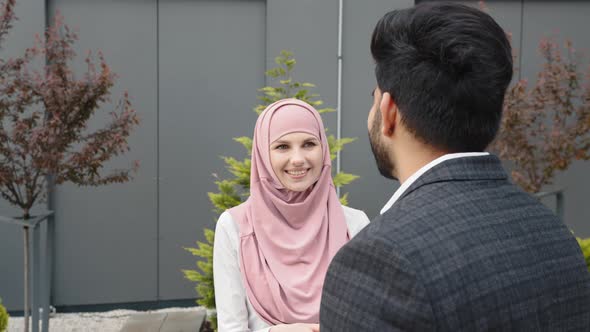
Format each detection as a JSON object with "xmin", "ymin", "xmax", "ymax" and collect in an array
[{"xmin": 24, "ymin": 226, "xmax": 29, "ymax": 332}]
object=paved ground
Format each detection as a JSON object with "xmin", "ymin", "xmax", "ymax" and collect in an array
[
  {"xmin": 7, "ymin": 307, "xmax": 206, "ymax": 332},
  {"xmin": 119, "ymin": 308, "xmax": 206, "ymax": 332}
]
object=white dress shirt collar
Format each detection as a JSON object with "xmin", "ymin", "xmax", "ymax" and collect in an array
[{"xmin": 380, "ymin": 152, "xmax": 490, "ymax": 215}]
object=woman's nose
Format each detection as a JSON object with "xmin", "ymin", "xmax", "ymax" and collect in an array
[{"xmin": 290, "ymin": 149, "xmax": 305, "ymax": 166}]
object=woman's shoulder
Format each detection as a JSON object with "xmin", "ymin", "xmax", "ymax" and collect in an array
[
  {"xmin": 341, "ymin": 205, "xmax": 371, "ymax": 237},
  {"xmin": 215, "ymin": 210, "xmax": 239, "ymax": 238},
  {"xmin": 216, "ymin": 199, "xmax": 250, "ymax": 231},
  {"xmin": 341, "ymin": 205, "xmax": 370, "ymax": 220}
]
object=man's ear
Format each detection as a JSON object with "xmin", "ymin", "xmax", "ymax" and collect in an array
[{"xmin": 379, "ymin": 92, "xmax": 397, "ymax": 137}]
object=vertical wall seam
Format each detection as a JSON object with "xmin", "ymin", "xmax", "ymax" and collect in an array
[
  {"xmin": 519, "ymin": 0, "xmax": 524, "ymax": 81},
  {"xmin": 336, "ymin": 0, "xmax": 343, "ymax": 196},
  {"xmin": 265, "ymin": 0, "xmax": 270, "ymax": 86},
  {"xmin": 45, "ymin": 0, "xmax": 49, "ymax": 28},
  {"xmin": 44, "ymin": 0, "xmax": 54, "ymax": 308},
  {"xmin": 156, "ymin": 0, "xmax": 161, "ymax": 301}
]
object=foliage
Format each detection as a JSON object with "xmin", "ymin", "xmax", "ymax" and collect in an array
[
  {"xmin": 183, "ymin": 228, "xmax": 215, "ymax": 308},
  {"xmin": 479, "ymin": 1, "xmax": 590, "ymax": 194},
  {"xmin": 489, "ymin": 38, "xmax": 590, "ymax": 193},
  {"xmin": 576, "ymin": 237, "xmax": 590, "ymax": 273},
  {"xmin": 184, "ymin": 51, "xmax": 359, "ymax": 330},
  {"xmin": 0, "ymin": 297, "xmax": 8, "ymax": 332},
  {"xmin": 0, "ymin": 6, "xmax": 139, "ymax": 218}
]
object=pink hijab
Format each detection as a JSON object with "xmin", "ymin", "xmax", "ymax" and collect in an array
[{"xmin": 228, "ymin": 98, "xmax": 349, "ymax": 324}]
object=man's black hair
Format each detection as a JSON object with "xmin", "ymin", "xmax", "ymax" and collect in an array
[{"xmin": 371, "ymin": 2, "xmax": 513, "ymax": 152}]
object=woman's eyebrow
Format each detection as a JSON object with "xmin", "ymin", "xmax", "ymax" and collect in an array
[
  {"xmin": 272, "ymin": 140, "xmax": 289, "ymax": 145},
  {"xmin": 272, "ymin": 137, "xmax": 319, "ymax": 145}
]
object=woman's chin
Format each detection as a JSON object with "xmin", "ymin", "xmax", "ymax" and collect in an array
[{"xmin": 283, "ymin": 181, "xmax": 313, "ymax": 192}]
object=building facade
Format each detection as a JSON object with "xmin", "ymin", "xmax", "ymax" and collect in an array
[{"xmin": 1, "ymin": 0, "xmax": 589, "ymax": 311}]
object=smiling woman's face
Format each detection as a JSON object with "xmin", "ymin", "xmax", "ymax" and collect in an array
[{"xmin": 269, "ymin": 132, "xmax": 323, "ymax": 192}]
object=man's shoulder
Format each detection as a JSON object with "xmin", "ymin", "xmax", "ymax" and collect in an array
[
  {"xmin": 342, "ymin": 211, "xmax": 411, "ymax": 255},
  {"xmin": 355, "ymin": 178, "xmax": 556, "ymax": 255}
]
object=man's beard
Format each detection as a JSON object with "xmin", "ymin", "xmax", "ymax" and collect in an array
[{"xmin": 369, "ymin": 114, "xmax": 397, "ymax": 181}]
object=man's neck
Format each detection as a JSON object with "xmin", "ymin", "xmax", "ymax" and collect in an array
[{"xmin": 395, "ymin": 147, "xmax": 446, "ymax": 184}]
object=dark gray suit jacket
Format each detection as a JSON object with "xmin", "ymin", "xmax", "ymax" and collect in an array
[{"xmin": 320, "ymin": 155, "xmax": 590, "ymax": 331}]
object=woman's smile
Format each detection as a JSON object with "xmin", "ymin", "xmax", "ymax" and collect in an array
[{"xmin": 285, "ymin": 168, "xmax": 310, "ymax": 178}]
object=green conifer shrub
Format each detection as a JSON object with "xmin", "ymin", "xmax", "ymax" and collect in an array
[{"xmin": 0, "ymin": 297, "xmax": 9, "ymax": 332}]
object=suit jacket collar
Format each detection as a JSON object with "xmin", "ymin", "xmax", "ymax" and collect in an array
[{"xmin": 397, "ymin": 154, "xmax": 508, "ymax": 204}]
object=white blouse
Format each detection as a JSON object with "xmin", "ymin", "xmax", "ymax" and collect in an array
[{"xmin": 213, "ymin": 206, "xmax": 371, "ymax": 332}]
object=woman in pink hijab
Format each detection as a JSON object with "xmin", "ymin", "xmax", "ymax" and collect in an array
[{"xmin": 213, "ymin": 99, "xmax": 370, "ymax": 332}]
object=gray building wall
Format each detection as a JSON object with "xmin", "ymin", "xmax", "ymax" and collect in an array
[
  {"xmin": 1, "ymin": 0, "xmax": 589, "ymax": 311},
  {"xmin": 46, "ymin": 0, "xmax": 159, "ymax": 307},
  {"xmin": 157, "ymin": 0, "xmax": 266, "ymax": 301}
]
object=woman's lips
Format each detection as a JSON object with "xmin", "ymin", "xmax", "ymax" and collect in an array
[{"xmin": 285, "ymin": 168, "xmax": 309, "ymax": 179}]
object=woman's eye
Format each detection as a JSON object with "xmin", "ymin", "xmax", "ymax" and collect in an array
[
  {"xmin": 275, "ymin": 144, "xmax": 288, "ymax": 150},
  {"xmin": 304, "ymin": 142, "xmax": 317, "ymax": 148}
]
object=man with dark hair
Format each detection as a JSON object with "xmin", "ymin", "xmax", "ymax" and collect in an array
[{"xmin": 320, "ymin": 2, "xmax": 590, "ymax": 331}]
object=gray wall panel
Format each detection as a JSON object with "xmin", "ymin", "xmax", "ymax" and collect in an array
[
  {"xmin": 0, "ymin": 0, "xmax": 46, "ymax": 312},
  {"xmin": 158, "ymin": 0, "xmax": 266, "ymax": 300},
  {"xmin": 267, "ymin": 0, "xmax": 339, "ymax": 134},
  {"xmin": 521, "ymin": 0, "xmax": 590, "ymax": 236},
  {"xmin": 49, "ymin": 0, "xmax": 158, "ymax": 305},
  {"xmin": 340, "ymin": 0, "xmax": 413, "ymax": 219}
]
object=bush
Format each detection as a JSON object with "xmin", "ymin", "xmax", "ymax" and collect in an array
[
  {"xmin": 0, "ymin": 297, "xmax": 9, "ymax": 332},
  {"xmin": 576, "ymin": 237, "xmax": 590, "ymax": 273}
]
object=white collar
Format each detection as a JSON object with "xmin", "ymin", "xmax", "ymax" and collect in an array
[{"xmin": 380, "ymin": 152, "xmax": 490, "ymax": 215}]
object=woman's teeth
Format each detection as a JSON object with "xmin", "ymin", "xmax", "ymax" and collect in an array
[{"xmin": 287, "ymin": 170, "xmax": 307, "ymax": 176}]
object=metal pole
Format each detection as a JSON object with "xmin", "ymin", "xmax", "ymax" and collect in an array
[
  {"xmin": 41, "ymin": 216, "xmax": 53, "ymax": 332},
  {"xmin": 534, "ymin": 189, "xmax": 565, "ymax": 222},
  {"xmin": 24, "ymin": 226, "xmax": 30, "ymax": 332},
  {"xmin": 44, "ymin": 174, "xmax": 56, "ymax": 332},
  {"xmin": 556, "ymin": 190, "xmax": 565, "ymax": 222},
  {"xmin": 32, "ymin": 226, "xmax": 40, "ymax": 332}
]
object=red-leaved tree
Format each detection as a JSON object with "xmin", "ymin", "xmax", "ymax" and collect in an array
[
  {"xmin": 489, "ymin": 38, "xmax": 590, "ymax": 193},
  {"xmin": 0, "ymin": 1, "xmax": 139, "ymax": 330},
  {"xmin": 0, "ymin": 13, "xmax": 139, "ymax": 216},
  {"xmin": 477, "ymin": 1, "xmax": 590, "ymax": 194}
]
